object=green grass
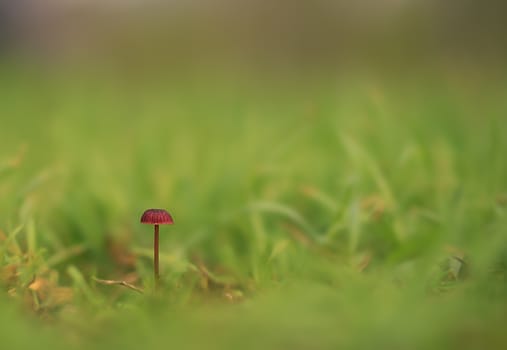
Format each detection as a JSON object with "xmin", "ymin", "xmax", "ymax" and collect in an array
[{"xmin": 1, "ymin": 67, "xmax": 507, "ymax": 349}]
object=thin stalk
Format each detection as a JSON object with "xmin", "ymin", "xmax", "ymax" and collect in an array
[{"xmin": 154, "ymin": 224, "xmax": 160, "ymax": 286}]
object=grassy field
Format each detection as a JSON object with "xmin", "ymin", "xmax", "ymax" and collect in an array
[{"xmin": 1, "ymin": 66, "xmax": 507, "ymax": 349}]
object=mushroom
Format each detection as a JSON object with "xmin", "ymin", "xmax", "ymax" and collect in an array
[{"xmin": 140, "ymin": 208, "xmax": 174, "ymax": 286}]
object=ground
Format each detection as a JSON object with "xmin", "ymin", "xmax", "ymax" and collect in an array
[{"xmin": 1, "ymin": 66, "xmax": 507, "ymax": 349}]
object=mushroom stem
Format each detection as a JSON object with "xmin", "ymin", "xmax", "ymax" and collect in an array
[{"xmin": 154, "ymin": 224, "xmax": 160, "ymax": 286}]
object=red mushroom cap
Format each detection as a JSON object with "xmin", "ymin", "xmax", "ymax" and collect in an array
[{"xmin": 140, "ymin": 209, "xmax": 174, "ymax": 225}]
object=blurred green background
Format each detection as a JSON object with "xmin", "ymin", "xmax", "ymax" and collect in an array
[{"xmin": 1, "ymin": 1, "xmax": 507, "ymax": 349}]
